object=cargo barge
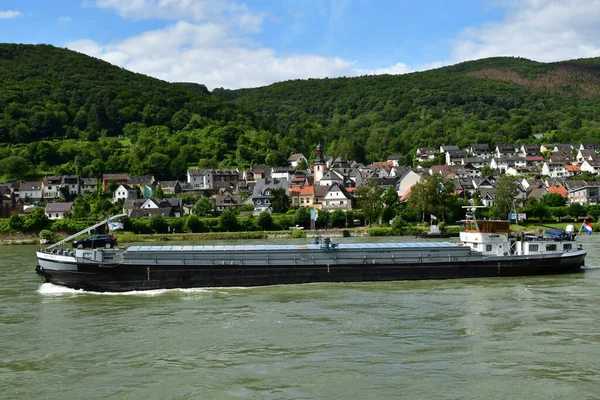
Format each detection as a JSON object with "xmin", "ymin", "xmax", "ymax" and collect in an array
[{"xmin": 35, "ymin": 214, "xmax": 586, "ymax": 292}]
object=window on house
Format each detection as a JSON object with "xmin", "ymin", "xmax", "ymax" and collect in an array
[{"xmin": 486, "ymin": 245, "xmax": 493, "ymax": 252}]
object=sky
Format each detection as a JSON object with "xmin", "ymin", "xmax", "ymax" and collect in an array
[{"xmin": 2, "ymin": 0, "xmax": 600, "ymax": 90}]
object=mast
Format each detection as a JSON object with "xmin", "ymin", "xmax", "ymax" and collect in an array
[{"xmin": 44, "ymin": 214, "xmax": 127, "ymax": 250}]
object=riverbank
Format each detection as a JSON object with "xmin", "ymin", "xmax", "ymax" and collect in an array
[{"xmin": 0, "ymin": 229, "xmax": 358, "ymax": 245}]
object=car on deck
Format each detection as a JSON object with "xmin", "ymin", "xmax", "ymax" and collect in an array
[{"xmin": 72, "ymin": 234, "xmax": 117, "ymax": 249}]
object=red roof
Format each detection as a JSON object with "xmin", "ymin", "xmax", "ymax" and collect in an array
[
  {"xmin": 547, "ymin": 186, "xmax": 567, "ymax": 197},
  {"xmin": 525, "ymin": 156, "xmax": 544, "ymax": 161},
  {"xmin": 564, "ymin": 164, "xmax": 581, "ymax": 172}
]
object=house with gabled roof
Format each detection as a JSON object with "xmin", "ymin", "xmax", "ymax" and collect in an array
[
  {"xmin": 396, "ymin": 170, "xmax": 421, "ymax": 201},
  {"xmin": 129, "ymin": 175, "xmax": 156, "ymax": 188},
  {"xmin": 540, "ymin": 144, "xmax": 557, "ymax": 153},
  {"xmin": 564, "ymin": 164, "xmax": 581, "ymax": 177},
  {"xmin": 526, "ymin": 186, "xmax": 548, "ymax": 202},
  {"xmin": 20, "ymin": 181, "xmax": 43, "ymax": 202},
  {"xmin": 242, "ymin": 166, "xmax": 270, "ymax": 182},
  {"xmin": 157, "ymin": 180, "xmax": 182, "ymax": 195},
  {"xmin": 251, "ymin": 178, "xmax": 288, "ymax": 213},
  {"xmin": 519, "ymin": 144, "xmax": 539, "ymax": 157},
  {"xmin": 322, "ymin": 183, "xmax": 353, "ymax": 211},
  {"xmin": 439, "ymin": 145, "xmax": 460, "ymax": 153},
  {"xmin": 580, "ymin": 159, "xmax": 600, "ymax": 174},
  {"xmin": 102, "ymin": 173, "xmax": 129, "ymax": 191},
  {"xmin": 576, "ymin": 149, "xmax": 597, "ymax": 163},
  {"xmin": 81, "ymin": 178, "xmax": 98, "ymax": 195},
  {"xmin": 547, "ymin": 185, "xmax": 567, "ymax": 198},
  {"xmin": 287, "ymin": 153, "xmax": 307, "ymax": 168},
  {"xmin": 553, "ymin": 144, "xmax": 575, "ymax": 153},
  {"xmin": 490, "ymin": 157, "xmax": 526, "ymax": 172},
  {"xmin": 566, "ymin": 181, "xmax": 600, "ymax": 205},
  {"xmin": 579, "ymin": 143, "xmax": 600, "ymax": 151},
  {"xmin": 290, "ymin": 185, "xmax": 315, "ymax": 208},
  {"xmin": 467, "ymin": 144, "xmax": 491, "ymax": 158},
  {"xmin": 445, "ymin": 150, "xmax": 468, "ymax": 165},
  {"xmin": 214, "ymin": 191, "xmax": 242, "ymax": 214},
  {"xmin": 113, "ymin": 184, "xmax": 138, "ymax": 204},
  {"xmin": 541, "ymin": 162, "xmax": 567, "ymax": 178},
  {"xmin": 318, "ymin": 170, "xmax": 345, "ymax": 187},
  {"xmin": 136, "ymin": 198, "xmax": 183, "ymax": 217},
  {"xmin": 495, "ymin": 144, "xmax": 518, "ymax": 158},
  {"xmin": 63, "ymin": 175, "xmax": 80, "ymax": 196},
  {"xmin": 187, "ymin": 169, "xmax": 212, "ymax": 191},
  {"xmin": 525, "ymin": 155, "xmax": 544, "ymax": 166},
  {"xmin": 45, "ymin": 202, "xmax": 73, "ymax": 220},
  {"xmin": 42, "ymin": 176, "xmax": 63, "ymax": 200},
  {"xmin": 386, "ymin": 154, "xmax": 401, "ymax": 166},
  {"xmin": 415, "ymin": 147, "xmax": 437, "ymax": 163}
]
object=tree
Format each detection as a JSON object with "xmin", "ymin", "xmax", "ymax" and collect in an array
[
  {"xmin": 355, "ymin": 181, "xmax": 383, "ymax": 227},
  {"xmin": 528, "ymin": 201, "xmax": 550, "ymax": 221},
  {"xmin": 0, "ymin": 156, "xmax": 33, "ymax": 181},
  {"xmin": 219, "ymin": 208, "xmax": 238, "ymax": 231},
  {"xmin": 491, "ymin": 175, "xmax": 519, "ymax": 218},
  {"xmin": 569, "ymin": 203, "xmax": 586, "ymax": 220},
  {"xmin": 149, "ymin": 215, "xmax": 168, "ymax": 233},
  {"xmin": 186, "ymin": 214, "xmax": 204, "ymax": 233},
  {"xmin": 194, "ymin": 197, "xmax": 214, "ymax": 217},
  {"xmin": 540, "ymin": 193, "xmax": 566, "ymax": 207},
  {"xmin": 480, "ymin": 165, "xmax": 493, "ymax": 177},
  {"xmin": 381, "ymin": 186, "xmax": 400, "ymax": 222},
  {"xmin": 154, "ymin": 185, "xmax": 165, "ymax": 199},
  {"xmin": 257, "ymin": 211, "xmax": 273, "ymax": 230},
  {"xmin": 293, "ymin": 207, "xmax": 310, "ymax": 227},
  {"xmin": 406, "ymin": 174, "xmax": 455, "ymax": 222},
  {"xmin": 270, "ymin": 188, "xmax": 290, "ymax": 213},
  {"xmin": 552, "ymin": 206, "xmax": 568, "ymax": 222}
]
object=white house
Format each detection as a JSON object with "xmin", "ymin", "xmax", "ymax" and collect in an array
[
  {"xmin": 113, "ymin": 184, "xmax": 138, "ymax": 203},
  {"xmin": 541, "ymin": 162, "xmax": 568, "ymax": 178},
  {"xmin": 20, "ymin": 181, "xmax": 43, "ymax": 202},
  {"xmin": 322, "ymin": 183, "xmax": 353, "ymax": 211},
  {"xmin": 45, "ymin": 202, "xmax": 73, "ymax": 220},
  {"xmin": 287, "ymin": 153, "xmax": 308, "ymax": 168},
  {"xmin": 187, "ymin": 169, "xmax": 212, "ymax": 190},
  {"xmin": 396, "ymin": 170, "xmax": 422, "ymax": 201},
  {"xmin": 580, "ymin": 160, "xmax": 600, "ymax": 174}
]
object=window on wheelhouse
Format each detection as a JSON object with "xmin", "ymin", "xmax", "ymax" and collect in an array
[{"xmin": 546, "ymin": 244, "xmax": 557, "ymax": 251}]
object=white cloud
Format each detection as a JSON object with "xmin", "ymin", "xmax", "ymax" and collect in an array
[
  {"xmin": 357, "ymin": 63, "xmax": 412, "ymax": 76},
  {"xmin": 452, "ymin": 0, "xmax": 600, "ymax": 62},
  {"xmin": 93, "ymin": 0, "xmax": 265, "ymax": 33},
  {"xmin": 0, "ymin": 10, "xmax": 20, "ymax": 19},
  {"xmin": 58, "ymin": 16, "xmax": 73, "ymax": 23},
  {"xmin": 67, "ymin": 0, "xmax": 420, "ymax": 89},
  {"xmin": 66, "ymin": 21, "xmax": 361, "ymax": 89}
]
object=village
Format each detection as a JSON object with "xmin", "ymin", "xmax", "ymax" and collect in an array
[{"xmin": 1, "ymin": 143, "xmax": 600, "ymax": 221}]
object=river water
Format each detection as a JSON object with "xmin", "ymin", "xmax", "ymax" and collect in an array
[{"xmin": 1, "ymin": 235, "xmax": 600, "ymax": 400}]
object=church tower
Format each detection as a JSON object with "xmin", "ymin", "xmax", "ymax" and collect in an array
[{"xmin": 313, "ymin": 144, "xmax": 326, "ymax": 183}]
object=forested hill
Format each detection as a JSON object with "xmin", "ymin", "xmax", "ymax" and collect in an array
[
  {"xmin": 216, "ymin": 56, "xmax": 600, "ymax": 163},
  {"xmin": 3, "ymin": 43, "xmax": 600, "ymax": 182},
  {"xmin": 0, "ymin": 44, "xmax": 277, "ymax": 181}
]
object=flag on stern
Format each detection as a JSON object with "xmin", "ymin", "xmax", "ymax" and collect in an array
[
  {"xmin": 582, "ymin": 220, "xmax": 593, "ymax": 235},
  {"xmin": 107, "ymin": 219, "xmax": 124, "ymax": 231}
]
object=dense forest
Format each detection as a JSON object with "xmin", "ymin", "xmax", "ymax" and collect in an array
[{"xmin": 2, "ymin": 44, "xmax": 600, "ymax": 182}]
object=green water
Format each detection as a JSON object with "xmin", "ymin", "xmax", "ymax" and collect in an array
[{"xmin": 1, "ymin": 236, "xmax": 600, "ymax": 399}]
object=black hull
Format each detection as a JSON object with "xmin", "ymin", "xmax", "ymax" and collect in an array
[{"xmin": 36, "ymin": 253, "xmax": 586, "ymax": 292}]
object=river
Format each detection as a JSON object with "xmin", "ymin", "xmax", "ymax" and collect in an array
[{"xmin": 1, "ymin": 235, "xmax": 600, "ymax": 399}]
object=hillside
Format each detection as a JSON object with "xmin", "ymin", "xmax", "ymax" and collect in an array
[
  {"xmin": 216, "ymin": 56, "xmax": 600, "ymax": 163},
  {"xmin": 0, "ymin": 44, "xmax": 273, "ymax": 181},
  {"xmin": 2, "ymin": 44, "xmax": 600, "ymax": 182}
]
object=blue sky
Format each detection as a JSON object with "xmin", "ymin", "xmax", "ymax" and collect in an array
[{"xmin": 1, "ymin": 0, "xmax": 599, "ymax": 89}]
